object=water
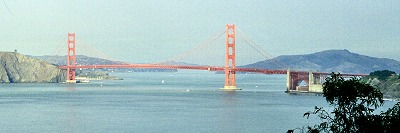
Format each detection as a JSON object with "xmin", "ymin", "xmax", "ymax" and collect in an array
[{"xmin": 0, "ymin": 71, "xmax": 396, "ymax": 132}]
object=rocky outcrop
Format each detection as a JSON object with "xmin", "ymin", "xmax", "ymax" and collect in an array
[
  {"xmin": 365, "ymin": 76, "xmax": 400, "ymax": 99},
  {"xmin": 0, "ymin": 52, "xmax": 65, "ymax": 83}
]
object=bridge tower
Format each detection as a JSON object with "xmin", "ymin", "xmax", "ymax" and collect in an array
[
  {"xmin": 220, "ymin": 24, "xmax": 240, "ymax": 90},
  {"xmin": 66, "ymin": 33, "xmax": 77, "ymax": 83}
]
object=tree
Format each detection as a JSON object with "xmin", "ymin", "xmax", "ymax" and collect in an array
[
  {"xmin": 369, "ymin": 70, "xmax": 396, "ymax": 80},
  {"xmin": 289, "ymin": 73, "xmax": 400, "ymax": 133},
  {"xmin": 380, "ymin": 102, "xmax": 400, "ymax": 132}
]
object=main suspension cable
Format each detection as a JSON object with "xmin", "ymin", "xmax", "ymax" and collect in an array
[
  {"xmin": 155, "ymin": 30, "xmax": 226, "ymax": 65},
  {"xmin": 236, "ymin": 27, "xmax": 289, "ymax": 69}
]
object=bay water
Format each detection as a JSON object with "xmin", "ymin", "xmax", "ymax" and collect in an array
[{"xmin": 0, "ymin": 71, "xmax": 396, "ymax": 132}]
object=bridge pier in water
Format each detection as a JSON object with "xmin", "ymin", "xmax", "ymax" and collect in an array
[
  {"xmin": 220, "ymin": 24, "xmax": 240, "ymax": 91},
  {"xmin": 66, "ymin": 33, "xmax": 77, "ymax": 83}
]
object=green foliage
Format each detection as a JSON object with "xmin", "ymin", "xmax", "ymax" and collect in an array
[
  {"xmin": 290, "ymin": 73, "xmax": 400, "ymax": 133},
  {"xmin": 380, "ymin": 102, "xmax": 400, "ymax": 132},
  {"xmin": 370, "ymin": 70, "xmax": 396, "ymax": 80}
]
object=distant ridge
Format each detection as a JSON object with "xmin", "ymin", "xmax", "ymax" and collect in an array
[
  {"xmin": 243, "ymin": 49, "xmax": 400, "ymax": 74},
  {"xmin": 30, "ymin": 55, "xmax": 190, "ymax": 72},
  {"xmin": 31, "ymin": 55, "xmax": 124, "ymax": 66},
  {"xmin": 31, "ymin": 55, "xmax": 200, "ymax": 66}
]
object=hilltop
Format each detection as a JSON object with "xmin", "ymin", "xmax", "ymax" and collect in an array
[{"xmin": 244, "ymin": 49, "xmax": 400, "ymax": 74}]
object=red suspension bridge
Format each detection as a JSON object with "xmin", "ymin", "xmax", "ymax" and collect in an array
[{"xmin": 58, "ymin": 24, "xmax": 367, "ymax": 92}]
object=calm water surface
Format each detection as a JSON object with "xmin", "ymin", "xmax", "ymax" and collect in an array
[{"xmin": 0, "ymin": 71, "xmax": 396, "ymax": 132}]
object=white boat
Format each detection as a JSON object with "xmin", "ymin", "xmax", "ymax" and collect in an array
[{"xmin": 77, "ymin": 79, "xmax": 90, "ymax": 83}]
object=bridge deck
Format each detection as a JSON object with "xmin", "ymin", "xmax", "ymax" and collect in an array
[{"xmin": 58, "ymin": 64, "xmax": 368, "ymax": 76}]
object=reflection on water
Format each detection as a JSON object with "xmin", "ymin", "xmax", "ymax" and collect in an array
[
  {"xmin": 64, "ymin": 103, "xmax": 78, "ymax": 133},
  {"xmin": 223, "ymin": 90, "xmax": 238, "ymax": 104},
  {"xmin": 66, "ymin": 86, "xmax": 77, "ymax": 91},
  {"xmin": 220, "ymin": 91, "xmax": 239, "ymax": 132}
]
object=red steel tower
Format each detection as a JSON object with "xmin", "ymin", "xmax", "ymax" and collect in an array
[
  {"xmin": 220, "ymin": 24, "xmax": 240, "ymax": 90},
  {"xmin": 66, "ymin": 33, "xmax": 77, "ymax": 83}
]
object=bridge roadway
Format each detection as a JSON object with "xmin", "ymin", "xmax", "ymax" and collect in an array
[
  {"xmin": 58, "ymin": 64, "xmax": 367, "ymax": 76},
  {"xmin": 58, "ymin": 64, "xmax": 287, "ymax": 74}
]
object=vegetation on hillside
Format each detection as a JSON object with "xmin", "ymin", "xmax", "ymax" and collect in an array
[
  {"xmin": 369, "ymin": 70, "xmax": 397, "ymax": 80},
  {"xmin": 363, "ymin": 70, "xmax": 400, "ymax": 99},
  {"xmin": 289, "ymin": 73, "xmax": 400, "ymax": 133}
]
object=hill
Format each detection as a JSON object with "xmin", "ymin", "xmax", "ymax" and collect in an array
[
  {"xmin": 0, "ymin": 52, "xmax": 65, "ymax": 83},
  {"xmin": 31, "ymin": 55, "xmax": 178, "ymax": 72},
  {"xmin": 31, "ymin": 55, "xmax": 124, "ymax": 66},
  {"xmin": 243, "ymin": 49, "xmax": 400, "ymax": 74}
]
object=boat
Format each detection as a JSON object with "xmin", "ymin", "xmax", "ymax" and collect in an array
[{"xmin": 77, "ymin": 79, "xmax": 89, "ymax": 83}]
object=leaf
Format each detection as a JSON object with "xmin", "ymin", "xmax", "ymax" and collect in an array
[{"xmin": 304, "ymin": 112, "xmax": 310, "ymax": 119}]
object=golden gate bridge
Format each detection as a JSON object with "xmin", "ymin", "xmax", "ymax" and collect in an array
[{"xmin": 57, "ymin": 24, "xmax": 367, "ymax": 92}]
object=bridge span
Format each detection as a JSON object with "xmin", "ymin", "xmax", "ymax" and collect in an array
[
  {"xmin": 58, "ymin": 64, "xmax": 287, "ymax": 74},
  {"xmin": 58, "ymin": 24, "xmax": 368, "ymax": 92}
]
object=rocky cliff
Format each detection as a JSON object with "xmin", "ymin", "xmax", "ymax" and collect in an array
[
  {"xmin": 0, "ymin": 52, "xmax": 65, "ymax": 83},
  {"xmin": 364, "ymin": 76, "xmax": 400, "ymax": 99}
]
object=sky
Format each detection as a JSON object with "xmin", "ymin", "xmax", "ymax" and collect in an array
[{"xmin": 1, "ymin": 0, "xmax": 399, "ymax": 65}]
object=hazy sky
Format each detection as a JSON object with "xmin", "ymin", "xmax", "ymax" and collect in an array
[{"xmin": 1, "ymin": 0, "xmax": 399, "ymax": 65}]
